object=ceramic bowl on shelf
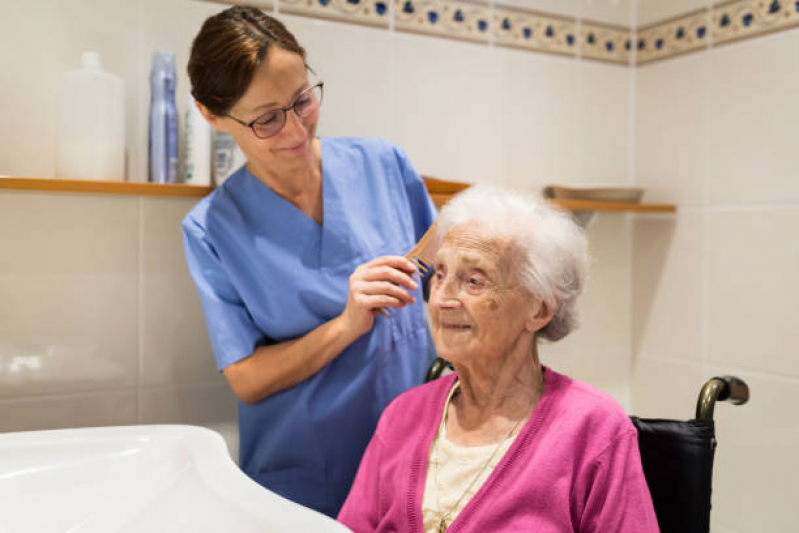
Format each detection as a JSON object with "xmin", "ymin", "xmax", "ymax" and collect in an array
[{"xmin": 543, "ymin": 184, "xmax": 645, "ymax": 203}]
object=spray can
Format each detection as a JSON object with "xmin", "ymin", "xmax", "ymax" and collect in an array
[{"xmin": 148, "ymin": 51, "xmax": 178, "ymax": 183}]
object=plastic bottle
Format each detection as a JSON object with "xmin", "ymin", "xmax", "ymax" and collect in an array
[
  {"xmin": 148, "ymin": 51, "xmax": 178, "ymax": 183},
  {"xmin": 213, "ymin": 130, "xmax": 247, "ymax": 186},
  {"xmin": 56, "ymin": 52, "xmax": 125, "ymax": 181},
  {"xmin": 183, "ymin": 94, "xmax": 211, "ymax": 185}
]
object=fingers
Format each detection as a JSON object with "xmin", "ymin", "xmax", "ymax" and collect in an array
[{"xmin": 354, "ymin": 257, "xmax": 419, "ymax": 291}]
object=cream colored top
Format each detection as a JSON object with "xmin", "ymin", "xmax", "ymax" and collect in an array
[{"xmin": 422, "ymin": 382, "xmax": 519, "ymax": 533}]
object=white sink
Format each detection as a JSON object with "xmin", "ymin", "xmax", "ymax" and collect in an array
[{"xmin": 0, "ymin": 425, "xmax": 352, "ymax": 533}]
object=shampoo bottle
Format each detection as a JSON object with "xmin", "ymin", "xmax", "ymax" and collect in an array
[
  {"xmin": 56, "ymin": 52, "xmax": 125, "ymax": 181},
  {"xmin": 148, "ymin": 51, "xmax": 178, "ymax": 183},
  {"xmin": 183, "ymin": 93, "xmax": 211, "ymax": 185}
]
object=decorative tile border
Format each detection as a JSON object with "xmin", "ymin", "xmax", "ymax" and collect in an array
[
  {"xmin": 637, "ymin": 9, "xmax": 712, "ymax": 65},
  {"xmin": 580, "ymin": 21, "xmax": 632, "ymax": 64},
  {"xmin": 197, "ymin": 0, "xmax": 799, "ymax": 66},
  {"xmin": 493, "ymin": 8, "xmax": 580, "ymax": 59},
  {"xmin": 393, "ymin": 0, "xmax": 491, "ymax": 43},
  {"xmin": 638, "ymin": 0, "xmax": 799, "ymax": 65},
  {"xmin": 280, "ymin": 0, "xmax": 390, "ymax": 27}
]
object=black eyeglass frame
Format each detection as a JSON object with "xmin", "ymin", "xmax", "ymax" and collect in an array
[{"xmin": 227, "ymin": 77, "xmax": 324, "ymax": 139}]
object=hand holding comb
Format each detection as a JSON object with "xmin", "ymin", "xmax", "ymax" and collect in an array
[{"xmin": 375, "ymin": 219, "xmax": 440, "ymax": 318}]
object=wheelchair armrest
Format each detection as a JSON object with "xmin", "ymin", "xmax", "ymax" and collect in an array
[{"xmin": 695, "ymin": 376, "xmax": 750, "ymax": 419}]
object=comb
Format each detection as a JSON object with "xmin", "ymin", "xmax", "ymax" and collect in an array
[{"xmin": 375, "ymin": 220, "xmax": 440, "ymax": 318}]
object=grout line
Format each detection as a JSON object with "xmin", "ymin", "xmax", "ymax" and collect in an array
[
  {"xmin": 639, "ymin": 353, "xmax": 799, "ymax": 385},
  {"xmin": 136, "ymin": 197, "xmax": 145, "ymax": 423}
]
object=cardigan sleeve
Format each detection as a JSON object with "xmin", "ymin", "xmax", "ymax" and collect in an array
[
  {"xmin": 337, "ymin": 429, "xmax": 385, "ymax": 532},
  {"xmin": 578, "ymin": 429, "xmax": 660, "ymax": 532}
]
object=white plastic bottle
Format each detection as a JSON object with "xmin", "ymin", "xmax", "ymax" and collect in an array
[
  {"xmin": 183, "ymin": 94, "xmax": 211, "ymax": 185},
  {"xmin": 56, "ymin": 52, "xmax": 125, "ymax": 181}
]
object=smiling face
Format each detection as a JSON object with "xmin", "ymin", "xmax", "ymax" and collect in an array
[
  {"xmin": 201, "ymin": 46, "xmax": 319, "ymax": 176},
  {"xmin": 429, "ymin": 224, "xmax": 542, "ymax": 368}
]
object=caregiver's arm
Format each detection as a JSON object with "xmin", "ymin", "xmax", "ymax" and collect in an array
[{"xmin": 223, "ymin": 255, "xmax": 419, "ymax": 404}]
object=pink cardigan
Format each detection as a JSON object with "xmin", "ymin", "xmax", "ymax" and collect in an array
[{"xmin": 338, "ymin": 367, "xmax": 659, "ymax": 532}]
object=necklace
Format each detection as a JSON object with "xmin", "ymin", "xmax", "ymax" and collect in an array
[{"xmin": 431, "ymin": 385, "xmax": 529, "ymax": 532}]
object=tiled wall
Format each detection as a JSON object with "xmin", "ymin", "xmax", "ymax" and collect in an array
[
  {"xmin": 0, "ymin": 0, "xmax": 635, "ymax": 434},
  {"xmin": 633, "ymin": 14, "xmax": 799, "ymax": 532},
  {"xmin": 0, "ymin": 191, "xmax": 237, "ymax": 440}
]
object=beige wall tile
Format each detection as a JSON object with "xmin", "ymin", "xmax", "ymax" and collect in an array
[
  {"xmin": 632, "ymin": 210, "xmax": 703, "ymax": 362},
  {"xmin": 704, "ymin": 30, "xmax": 799, "ymax": 206},
  {"xmin": 637, "ymin": 0, "xmax": 710, "ymax": 27},
  {"xmin": 0, "ymin": 191, "xmax": 139, "ymax": 276},
  {"xmin": 635, "ymin": 51, "xmax": 709, "ymax": 205},
  {"xmin": 140, "ymin": 276, "xmax": 218, "ymax": 386},
  {"xmin": 576, "ymin": 60, "xmax": 633, "ymax": 185},
  {"xmin": 543, "ymin": 347, "xmax": 633, "ymax": 410},
  {"xmin": 141, "ymin": 196, "xmax": 200, "ymax": 275},
  {"xmin": 711, "ymin": 372, "xmax": 799, "ymax": 532},
  {"xmin": 631, "ymin": 356, "xmax": 707, "ymax": 419},
  {"xmin": 0, "ymin": 0, "xmax": 140, "ymax": 179},
  {"xmin": 706, "ymin": 208, "xmax": 799, "ymax": 377},
  {"xmin": 390, "ymin": 31, "xmax": 505, "ymax": 185},
  {"xmin": 0, "ymin": 390, "xmax": 137, "ymax": 433},
  {"xmin": 502, "ymin": 0, "xmax": 635, "ymax": 27},
  {"xmin": 498, "ymin": 47, "xmax": 581, "ymax": 189},
  {"xmin": 0, "ymin": 276, "xmax": 139, "ymax": 397},
  {"xmin": 138, "ymin": 382, "xmax": 238, "ymax": 424},
  {"xmin": 586, "ymin": 213, "xmax": 632, "ymax": 269},
  {"xmin": 280, "ymin": 14, "xmax": 393, "ymax": 140}
]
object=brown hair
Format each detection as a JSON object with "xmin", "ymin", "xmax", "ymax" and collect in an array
[{"xmin": 188, "ymin": 6, "xmax": 306, "ymax": 116}]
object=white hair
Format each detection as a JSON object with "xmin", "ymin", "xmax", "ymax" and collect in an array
[{"xmin": 436, "ymin": 184, "xmax": 589, "ymax": 342}]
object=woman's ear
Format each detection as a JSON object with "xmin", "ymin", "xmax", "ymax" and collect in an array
[
  {"xmin": 525, "ymin": 299, "xmax": 557, "ymax": 333},
  {"xmin": 195, "ymin": 99, "xmax": 227, "ymax": 132}
]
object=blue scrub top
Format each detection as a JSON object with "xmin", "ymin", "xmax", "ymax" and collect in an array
[{"xmin": 182, "ymin": 137, "xmax": 437, "ymax": 517}]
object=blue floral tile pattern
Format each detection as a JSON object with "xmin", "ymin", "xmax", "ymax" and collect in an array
[
  {"xmin": 711, "ymin": 0, "xmax": 799, "ymax": 46},
  {"xmin": 637, "ymin": 8, "xmax": 711, "ymax": 65},
  {"xmin": 200, "ymin": 0, "xmax": 799, "ymax": 66},
  {"xmin": 579, "ymin": 22, "xmax": 631, "ymax": 64},
  {"xmin": 493, "ymin": 7, "xmax": 580, "ymax": 59},
  {"xmin": 280, "ymin": 0, "xmax": 390, "ymax": 27},
  {"xmin": 393, "ymin": 0, "xmax": 491, "ymax": 42}
]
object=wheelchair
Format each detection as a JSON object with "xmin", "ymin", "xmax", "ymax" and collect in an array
[{"xmin": 425, "ymin": 358, "xmax": 750, "ymax": 533}]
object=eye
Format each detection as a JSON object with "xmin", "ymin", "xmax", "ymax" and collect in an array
[
  {"xmin": 295, "ymin": 94, "xmax": 312, "ymax": 107},
  {"xmin": 254, "ymin": 112, "xmax": 280, "ymax": 126},
  {"xmin": 468, "ymin": 276, "xmax": 484, "ymax": 289}
]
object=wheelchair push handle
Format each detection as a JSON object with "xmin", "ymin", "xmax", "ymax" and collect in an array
[{"xmin": 695, "ymin": 376, "xmax": 750, "ymax": 420}]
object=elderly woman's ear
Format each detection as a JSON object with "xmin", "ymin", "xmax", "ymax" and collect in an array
[{"xmin": 525, "ymin": 298, "xmax": 557, "ymax": 334}]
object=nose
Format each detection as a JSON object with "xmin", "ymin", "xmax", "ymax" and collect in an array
[
  {"xmin": 281, "ymin": 108, "xmax": 307, "ymax": 138},
  {"xmin": 431, "ymin": 276, "xmax": 461, "ymax": 310}
]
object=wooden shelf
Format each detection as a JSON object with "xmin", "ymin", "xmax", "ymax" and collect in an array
[
  {"xmin": 0, "ymin": 176, "xmax": 212, "ymax": 197},
  {"xmin": 422, "ymin": 177, "xmax": 676, "ymax": 213},
  {"xmin": 0, "ymin": 175, "xmax": 676, "ymax": 214}
]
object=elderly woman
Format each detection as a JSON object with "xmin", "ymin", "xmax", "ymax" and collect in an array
[{"xmin": 338, "ymin": 186, "xmax": 658, "ymax": 532}]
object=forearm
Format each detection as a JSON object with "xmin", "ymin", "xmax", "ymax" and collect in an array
[{"xmin": 223, "ymin": 315, "xmax": 361, "ymax": 404}]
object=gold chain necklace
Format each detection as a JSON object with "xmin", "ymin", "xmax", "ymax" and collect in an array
[{"xmin": 431, "ymin": 387, "xmax": 528, "ymax": 533}]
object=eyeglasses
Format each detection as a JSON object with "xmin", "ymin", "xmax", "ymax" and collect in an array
[{"xmin": 227, "ymin": 82, "xmax": 324, "ymax": 139}]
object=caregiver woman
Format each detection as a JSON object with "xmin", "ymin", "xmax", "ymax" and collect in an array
[{"xmin": 182, "ymin": 6, "xmax": 436, "ymax": 517}]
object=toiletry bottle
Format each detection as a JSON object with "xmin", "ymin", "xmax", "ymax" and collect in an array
[
  {"xmin": 184, "ymin": 93, "xmax": 211, "ymax": 185},
  {"xmin": 148, "ymin": 51, "xmax": 178, "ymax": 183},
  {"xmin": 56, "ymin": 52, "xmax": 125, "ymax": 181},
  {"xmin": 213, "ymin": 130, "xmax": 247, "ymax": 187}
]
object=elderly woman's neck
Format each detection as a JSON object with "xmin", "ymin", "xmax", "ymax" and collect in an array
[{"xmin": 452, "ymin": 343, "xmax": 545, "ymax": 425}]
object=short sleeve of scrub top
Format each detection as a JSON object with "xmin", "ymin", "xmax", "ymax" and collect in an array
[{"xmin": 182, "ymin": 137, "xmax": 437, "ymax": 517}]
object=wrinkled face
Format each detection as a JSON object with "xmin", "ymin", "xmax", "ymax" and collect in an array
[
  {"xmin": 429, "ymin": 223, "xmax": 535, "ymax": 366},
  {"xmin": 217, "ymin": 47, "xmax": 319, "ymax": 169}
]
